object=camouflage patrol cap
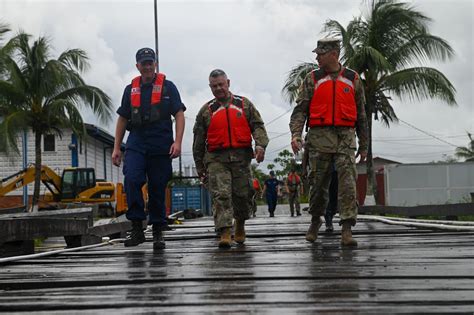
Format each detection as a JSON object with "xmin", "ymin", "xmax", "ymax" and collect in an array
[{"xmin": 312, "ymin": 38, "xmax": 341, "ymax": 54}]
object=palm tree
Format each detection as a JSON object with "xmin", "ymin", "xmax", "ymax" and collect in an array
[
  {"xmin": 455, "ymin": 133, "xmax": 474, "ymax": 162},
  {"xmin": 282, "ymin": 0, "xmax": 456, "ymax": 203},
  {"xmin": 0, "ymin": 31, "xmax": 113, "ymax": 210},
  {"xmin": 0, "ymin": 22, "xmax": 12, "ymax": 115}
]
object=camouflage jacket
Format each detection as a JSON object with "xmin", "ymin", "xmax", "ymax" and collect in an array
[
  {"xmin": 193, "ymin": 93, "xmax": 269, "ymax": 175},
  {"xmin": 289, "ymin": 65, "xmax": 368, "ymax": 154}
]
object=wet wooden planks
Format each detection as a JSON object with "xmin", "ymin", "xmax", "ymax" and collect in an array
[{"xmin": 1, "ymin": 213, "xmax": 474, "ymax": 314}]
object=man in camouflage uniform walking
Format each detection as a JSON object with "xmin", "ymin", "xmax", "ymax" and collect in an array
[
  {"xmin": 193, "ymin": 69, "xmax": 269, "ymax": 248},
  {"xmin": 285, "ymin": 168, "xmax": 302, "ymax": 217},
  {"xmin": 289, "ymin": 38, "xmax": 368, "ymax": 247}
]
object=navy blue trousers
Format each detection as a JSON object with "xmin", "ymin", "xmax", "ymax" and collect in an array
[
  {"xmin": 123, "ymin": 150, "xmax": 172, "ymax": 228},
  {"xmin": 266, "ymin": 193, "xmax": 278, "ymax": 214}
]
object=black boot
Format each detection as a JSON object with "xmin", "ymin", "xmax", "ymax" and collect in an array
[
  {"xmin": 153, "ymin": 225, "xmax": 166, "ymax": 250},
  {"xmin": 325, "ymin": 212, "xmax": 334, "ymax": 232},
  {"xmin": 124, "ymin": 221, "xmax": 145, "ymax": 247}
]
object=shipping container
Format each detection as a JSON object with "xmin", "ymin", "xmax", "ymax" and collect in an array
[{"xmin": 171, "ymin": 186, "xmax": 211, "ymax": 215}]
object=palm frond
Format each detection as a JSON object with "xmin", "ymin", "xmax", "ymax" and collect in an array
[
  {"xmin": 58, "ymin": 48, "xmax": 90, "ymax": 73},
  {"xmin": 281, "ymin": 62, "xmax": 317, "ymax": 104},
  {"xmin": 50, "ymin": 85, "xmax": 113, "ymax": 124},
  {"xmin": 0, "ymin": 80, "xmax": 27, "ymax": 106},
  {"xmin": 0, "ymin": 111, "xmax": 29, "ymax": 154},
  {"xmin": 349, "ymin": 46, "xmax": 393, "ymax": 74},
  {"xmin": 389, "ymin": 33, "xmax": 454, "ymax": 68},
  {"xmin": 381, "ymin": 67, "xmax": 456, "ymax": 105},
  {"xmin": 454, "ymin": 133, "xmax": 474, "ymax": 161}
]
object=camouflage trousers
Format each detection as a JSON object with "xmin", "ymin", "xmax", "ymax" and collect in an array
[
  {"xmin": 308, "ymin": 151, "xmax": 357, "ymax": 225},
  {"xmin": 207, "ymin": 161, "xmax": 253, "ymax": 230},
  {"xmin": 288, "ymin": 190, "xmax": 301, "ymax": 215},
  {"xmin": 251, "ymin": 189, "xmax": 258, "ymax": 216}
]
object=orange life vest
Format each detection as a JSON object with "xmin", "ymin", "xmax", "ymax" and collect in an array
[
  {"xmin": 206, "ymin": 95, "xmax": 252, "ymax": 152},
  {"xmin": 287, "ymin": 173, "xmax": 301, "ymax": 189},
  {"xmin": 130, "ymin": 73, "xmax": 166, "ymax": 126},
  {"xmin": 252, "ymin": 178, "xmax": 261, "ymax": 190},
  {"xmin": 308, "ymin": 67, "xmax": 358, "ymax": 128}
]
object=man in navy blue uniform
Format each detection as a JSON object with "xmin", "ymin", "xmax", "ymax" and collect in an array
[
  {"xmin": 112, "ymin": 47, "xmax": 185, "ymax": 250},
  {"xmin": 263, "ymin": 171, "xmax": 280, "ymax": 217}
]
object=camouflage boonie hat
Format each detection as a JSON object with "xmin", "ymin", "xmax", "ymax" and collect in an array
[{"xmin": 312, "ymin": 38, "xmax": 341, "ymax": 54}]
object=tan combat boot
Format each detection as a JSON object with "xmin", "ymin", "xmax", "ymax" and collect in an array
[
  {"xmin": 234, "ymin": 220, "xmax": 246, "ymax": 244},
  {"xmin": 218, "ymin": 227, "xmax": 232, "ymax": 248},
  {"xmin": 341, "ymin": 222, "xmax": 358, "ymax": 247},
  {"xmin": 305, "ymin": 217, "xmax": 322, "ymax": 243}
]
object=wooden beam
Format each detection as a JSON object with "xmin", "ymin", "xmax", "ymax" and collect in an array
[
  {"xmin": 0, "ymin": 208, "xmax": 93, "ymax": 226},
  {"xmin": 0, "ymin": 217, "xmax": 90, "ymax": 244}
]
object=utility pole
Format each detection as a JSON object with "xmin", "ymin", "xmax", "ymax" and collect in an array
[
  {"xmin": 22, "ymin": 131, "xmax": 28, "ymax": 209},
  {"xmin": 153, "ymin": 0, "xmax": 182, "ymax": 178},
  {"xmin": 154, "ymin": 0, "xmax": 159, "ymax": 72}
]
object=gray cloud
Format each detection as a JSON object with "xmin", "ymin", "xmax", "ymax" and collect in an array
[{"xmin": 2, "ymin": 0, "xmax": 472, "ymax": 170}]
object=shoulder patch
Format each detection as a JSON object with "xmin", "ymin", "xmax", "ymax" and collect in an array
[
  {"xmin": 232, "ymin": 95, "xmax": 244, "ymax": 108},
  {"xmin": 208, "ymin": 99, "xmax": 220, "ymax": 113},
  {"xmin": 342, "ymin": 67, "xmax": 357, "ymax": 82},
  {"xmin": 312, "ymin": 69, "xmax": 326, "ymax": 83}
]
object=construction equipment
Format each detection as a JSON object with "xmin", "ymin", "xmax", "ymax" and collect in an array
[
  {"xmin": 114, "ymin": 182, "xmax": 148, "ymax": 215},
  {"xmin": 0, "ymin": 165, "xmax": 115, "ymax": 209}
]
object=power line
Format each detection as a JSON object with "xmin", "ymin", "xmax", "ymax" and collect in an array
[
  {"xmin": 269, "ymin": 131, "xmax": 291, "ymax": 141},
  {"xmin": 268, "ymin": 143, "xmax": 291, "ymax": 154},
  {"xmin": 372, "ymin": 134, "xmax": 467, "ymax": 141},
  {"xmin": 398, "ymin": 118, "xmax": 458, "ymax": 147},
  {"xmin": 265, "ymin": 108, "xmax": 292, "ymax": 126}
]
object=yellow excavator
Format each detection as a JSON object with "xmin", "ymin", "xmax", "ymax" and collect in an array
[{"xmin": 0, "ymin": 165, "xmax": 115, "ymax": 209}]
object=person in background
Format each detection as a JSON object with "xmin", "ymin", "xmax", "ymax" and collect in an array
[
  {"xmin": 286, "ymin": 168, "xmax": 303, "ymax": 217},
  {"xmin": 251, "ymin": 178, "xmax": 262, "ymax": 217},
  {"xmin": 263, "ymin": 170, "xmax": 280, "ymax": 217}
]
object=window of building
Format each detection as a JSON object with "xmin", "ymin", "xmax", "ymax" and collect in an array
[{"xmin": 44, "ymin": 134, "xmax": 55, "ymax": 152}]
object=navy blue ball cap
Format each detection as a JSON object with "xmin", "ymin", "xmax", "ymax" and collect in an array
[{"xmin": 136, "ymin": 47, "xmax": 156, "ymax": 63}]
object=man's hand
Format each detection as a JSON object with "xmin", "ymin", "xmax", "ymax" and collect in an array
[
  {"xmin": 197, "ymin": 169, "xmax": 207, "ymax": 182},
  {"xmin": 112, "ymin": 149, "xmax": 122, "ymax": 167},
  {"xmin": 169, "ymin": 142, "xmax": 182, "ymax": 159},
  {"xmin": 254, "ymin": 146, "xmax": 265, "ymax": 163},
  {"xmin": 356, "ymin": 150, "xmax": 367, "ymax": 163},
  {"xmin": 291, "ymin": 136, "xmax": 303, "ymax": 154}
]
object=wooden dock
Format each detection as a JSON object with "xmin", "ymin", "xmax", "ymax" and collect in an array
[{"xmin": 1, "ymin": 206, "xmax": 473, "ymax": 313}]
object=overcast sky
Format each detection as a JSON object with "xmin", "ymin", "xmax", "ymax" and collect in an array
[{"xmin": 2, "ymin": 0, "xmax": 473, "ymax": 172}]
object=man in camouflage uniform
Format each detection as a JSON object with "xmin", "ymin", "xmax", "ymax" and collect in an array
[
  {"xmin": 289, "ymin": 38, "xmax": 368, "ymax": 247},
  {"xmin": 193, "ymin": 69, "xmax": 269, "ymax": 248},
  {"xmin": 285, "ymin": 168, "xmax": 303, "ymax": 217}
]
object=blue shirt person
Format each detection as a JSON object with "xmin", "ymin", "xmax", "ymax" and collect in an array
[
  {"xmin": 112, "ymin": 47, "xmax": 185, "ymax": 249},
  {"xmin": 263, "ymin": 171, "xmax": 280, "ymax": 217}
]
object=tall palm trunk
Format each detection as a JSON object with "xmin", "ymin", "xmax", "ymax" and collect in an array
[
  {"xmin": 32, "ymin": 131, "xmax": 42, "ymax": 212},
  {"xmin": 366, "ymin": 115, "xmax": 379, "ymax": 204},
  {"xmin": 365, "ymin": 85, "xmax": 379, "ymax": 205}
]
